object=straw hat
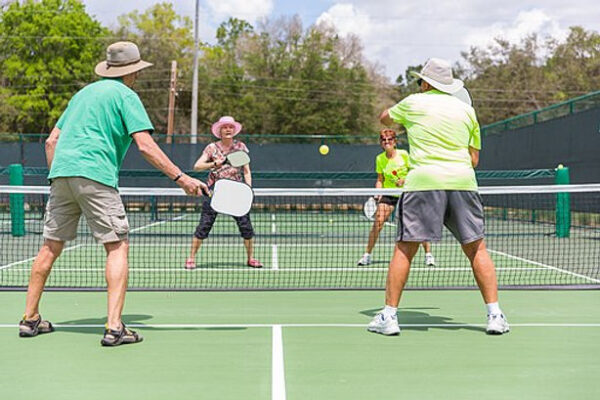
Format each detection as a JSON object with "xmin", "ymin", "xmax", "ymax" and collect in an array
[
  {"xmin": 410, "ymin": 58, "xmax": 463, "ymax": 94},
  {"xmin": 94, "ymin": 41, "xmax": 153, "ymax": 78},
  {"xmin": 211, "ymin": 116, "xmax": 243, "ymax": 138}
]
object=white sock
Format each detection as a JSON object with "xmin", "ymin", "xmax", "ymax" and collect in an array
[
  {"xmin": 364, "ymin": 252, "xmax": 371, "ymax": 257},
  {"xmin": 486, "ymin": 302, "xmax": 502, "ymax": 316},
  {"xmin": 425, "ymin": 252, "xmax": 432, "ymax": 257},
  {"xmin": 382, "ymin": 305, "xmax": 397, "ymax": 318}
]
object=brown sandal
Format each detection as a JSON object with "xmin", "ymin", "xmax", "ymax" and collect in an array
[
  {"xmin": 19, "ymin": 315, "xmax": 54, "ymax": 337},
  {"xmin": 101, "ymin": 323, "xmax": 143, "ymax": 347}
]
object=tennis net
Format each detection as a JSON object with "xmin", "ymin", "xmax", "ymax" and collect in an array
[{"xmin": 1, "ymin": 184, "xmax": 599, "ymax": 290}]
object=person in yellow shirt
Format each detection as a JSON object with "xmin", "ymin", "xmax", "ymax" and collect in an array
[
  {"xmin": 368, "ymin": 58, "xmax": 508, "ymax": 336},
  {"xmin": 358, "ymin": 129, "xmax": 434, "ymax": 266}
]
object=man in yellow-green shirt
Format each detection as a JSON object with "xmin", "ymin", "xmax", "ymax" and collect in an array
[
  {"xmin": 357, "ymin": 129, "xmax": 435, "ymax": 267},
  {"xmin": 368, "ymin": 58, "xmax": 509, "ymax": 337}
]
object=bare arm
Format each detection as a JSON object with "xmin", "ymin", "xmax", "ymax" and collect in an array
[
  {"xmin": 193, "ymin": 153, "xmax": 216, "ymax": 171},
  {"xmin": 132, "ymin": 131, "xmax": 208, "ymax": 195},
  {"xmin": 469, "ymin": 147, "xmax": 479, "ymax": 168},
  {"xmin": 243, "ymin": 164, "xmax": 252, "ymax": 187},
  {"xmin": 379, "ymin": 109, "xmax": 394, "ymax": 126},
  {"xmin": 45, "ymin": 127, "xmax": 61, "ymax": 168}
]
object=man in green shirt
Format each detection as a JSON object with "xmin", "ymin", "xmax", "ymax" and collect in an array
[
  {"xmin": 18, "ymin": 42, "xmax": 209, "ymax": 346},
  {"xmin": 368, "ymin": 58, "xmax": 509, "ymax": 336}
]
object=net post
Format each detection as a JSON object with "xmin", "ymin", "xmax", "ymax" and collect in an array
[
  {"xmin": 150, "ymin": 195, "xmax": 158, "ymax": 221},
  {"xmin": 9, "ymin": 163, "xmax": 25, "ymax": 237},
  {"xmin": 555, "ymin": 165, "xmax": 570, "ymax": 238}
]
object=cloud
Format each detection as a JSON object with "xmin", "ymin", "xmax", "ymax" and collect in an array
[
  {"xmin": 315, "ymin": 1, "xmax": 594, "ymax": 80},
  {"xmin": 316, "ymin": 4, "xmax": 371, "ymax": 36},
  {"xmin": 465, "ymin": 9, "xmax": 569, "ymax": 49},
  {"xmin": 206, "ymin": 0, "xmax": 274, "ymax": 22}
]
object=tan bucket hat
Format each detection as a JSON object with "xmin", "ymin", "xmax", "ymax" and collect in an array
[
  {"xmin": 94, "ymin": 41, "xmax": 153, "ymax": 78},
  {"xmin": 410, "ymin": 58, "xmax": 463, "ymax": 94}
]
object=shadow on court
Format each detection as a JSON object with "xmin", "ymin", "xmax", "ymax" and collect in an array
[
  {"xmin": 359, "ymin": 307, "xmax": 486, "ymax": 333},
  {"xmin": 56, "ymin": 314, "xmax": 247, "ymax": 334}
]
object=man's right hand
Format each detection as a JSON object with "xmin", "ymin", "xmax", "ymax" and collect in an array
[{"xmin": 177, "ymin": 174, "xmax": 210, "ymax": 196}]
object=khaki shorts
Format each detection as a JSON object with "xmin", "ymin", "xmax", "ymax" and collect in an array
[{"xmin": 44, "ymin": 177, "xmax": 129, "ymax": 243}]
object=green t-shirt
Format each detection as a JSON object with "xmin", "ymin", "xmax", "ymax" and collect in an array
[
  {"xmin": 49, "ymin": 78, "xmax": 154, "ymax": 188},
  {"xmin": 375, "ymin": 149, "xmax": 410, "ymax": 189},
  {"xmin": 388, "ymin": 89, "xmax": 481, "ymax": 191}
]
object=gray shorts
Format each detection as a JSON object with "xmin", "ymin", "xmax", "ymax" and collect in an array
[
  {"xmin": 44, "ymin": 177, "xmax": 129, "ymax": 243},
  {"xmin": 397, "ymin": 190, "xmax": 485, "ymax": 244}
]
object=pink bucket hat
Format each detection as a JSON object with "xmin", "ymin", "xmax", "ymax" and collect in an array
[{"xmin": 211, "ymin": 116, "xmax": 242, "ymax": 138}]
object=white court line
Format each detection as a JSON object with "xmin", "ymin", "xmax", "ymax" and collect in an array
[
  {"xmin": 0, "ymin": 244, "xmax": 84, "ymax": 271},
  {"xmin": 130, "ymin": 214, "xmax": 186, "ymax": 233},
  {"xmin": 272, "ymin": 325, "xmax": 286, "ymax": 400},
  {"xmin": 7, "ymin": 267, "xmax": 550, "ymax": 273},
  {"xmin": 271, "ymin": 214, "xmax": 279, "ymax": 271},
  {"xmin": 272, "ymin": 245, "xmax": 279, "ymax": 270},
  {"xmin": 0, "ymin": 215, "xmax": 186, "ymax": 271},
  {"xmin": 488, "ymin": 249, "xmax": 600, "ymax": 284},
  {"xmin": 0, "ymin": 323, "xmax": 599, "ymax": 328}
]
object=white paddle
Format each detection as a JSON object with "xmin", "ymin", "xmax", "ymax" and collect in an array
[
  {"xmin": 453, "ymin": 87, "xmax": 473, "ymax": 106},
  {"xmin": 210, "ymin": 179, "xmax": 254, "ymax": 217},
  {"xmin": 225, "ymin": 151, "xmax": 250, "ymax": 167},
  {"xmin": 363, "ymin": 197, "xmax": 377, "ymax": 221}
]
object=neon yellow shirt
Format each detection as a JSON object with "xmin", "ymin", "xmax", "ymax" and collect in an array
[
  {"xmin": 375, "ymin": 149, "xmax": 410, "ymax": 189},
  {"xmin": 388, "ymin": 89, "xmax": 481, "ymax": 191}
]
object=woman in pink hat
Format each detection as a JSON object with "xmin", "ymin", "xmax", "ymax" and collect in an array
[{"xmin": 185, "ymin": 116, "xmax": 263, "ymax": 269}]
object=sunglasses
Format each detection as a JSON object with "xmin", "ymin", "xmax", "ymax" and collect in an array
[
  {"xmin": 416, "ymin": 78, "xmax": 423, "ymax": 86},
  {"xmin": 380, "ymin": 137, "xmax": 395, "ymax": 143}
]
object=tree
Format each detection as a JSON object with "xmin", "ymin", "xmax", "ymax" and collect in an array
[
  {"xmin": 195, "ymin": 16, "xmax": 381, "ymax": 137},
  {"xmin": 113, "ymin": 2, "xmax": 194, "ymax": 134},
  {"xmin": 457, "ymin": 26, "xmax": 600, "ymax": 124},
  {"xmin": 545, "ymin": 26, "xmax": 600, "ymax": 101},
  {"xmin": 0, "ymin": 0, "xmax": 108, "ymax": 135}
]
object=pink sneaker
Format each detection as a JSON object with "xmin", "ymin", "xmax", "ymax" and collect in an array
[
  {"xmin": 185, "ymin": 258, "xmax": 196, "ymax": 270},
  {"xmin": 247, "ymin": 258, "xmax": 263, "ymax": 268}
]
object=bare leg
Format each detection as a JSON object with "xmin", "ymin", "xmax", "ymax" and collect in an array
[
  {"xmin": 24, "ymin": 239, "xmax": 64, "ymax": 319},
  {"xmin": 365, "ymin": 204, "xmax": 394, "ymax": 253},
  {"xmin": 244, "ymin": 238, "xmax": 253, "ymax": 260},
  {"xmin": 189, "ymin": 237, "xmax": 203, "ymax": 259},
  {"xmin": 385, "ymin": 241, "xmax": 420, "ymax": 307},
  {"xmin": 105, "ymin": 240, "xmax": 129, "ymax": 331},
  {"xmin": 421, "ymin": 242, "xmax": 431, "ymax": 253},
  {"xmin": 461, "ymin": 239, "xmax": 498, "ymax": 303}
]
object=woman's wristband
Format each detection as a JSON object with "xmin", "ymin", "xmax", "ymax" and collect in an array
[{"xmin": 173, "ymin": 172, "xmax": 184, "ymax": 182}]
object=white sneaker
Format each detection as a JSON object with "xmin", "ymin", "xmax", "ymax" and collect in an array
[
  {"xmin": 357, "ymin": 253, "xmax": 372, "ymax": 266},
  {"xmin": 367, "ymin": 313, "xmax": 400, "ymax": 336},
  {"xmin": 425, "ymin": 253, "xmax": 435, "ymax": 266},
  {"xmin": 486, "ymin": 314, "xmax": 510, "ymax": 334}
]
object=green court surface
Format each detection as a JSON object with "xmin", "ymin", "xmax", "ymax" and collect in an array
[{"xmin": 1, "ymin": 290, "xmax": 599, "ymax": 399}]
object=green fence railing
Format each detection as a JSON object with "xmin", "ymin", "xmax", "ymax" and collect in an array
[{"xmin": 481, "ymin": 90, "xmax": 600, "ymax": 136}]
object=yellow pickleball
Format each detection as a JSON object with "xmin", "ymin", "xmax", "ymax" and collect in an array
[{"xmin": 319, "ymin": 145, "xmax": 329, "ymax": 155}]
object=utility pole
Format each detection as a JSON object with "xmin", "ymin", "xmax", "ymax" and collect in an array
[
  {"xmin": 166, "ymin": 60, "xmax": 177, "ymax": 144},
  {"xmin": 190, "ymin": 0, "xmax": 200, "ymax": 144}
]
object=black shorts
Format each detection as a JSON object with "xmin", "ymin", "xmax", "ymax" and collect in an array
[
  {"xmin": 194, "ymin": 198, "xmax": 255, "ymax": 240},
  {"xmin": 378, "ymin": 195, "xmax": 399, "ymax": 207},
  {"xmin": 397, "ymin": 190, "xmax": 485, "ymax": 244}
]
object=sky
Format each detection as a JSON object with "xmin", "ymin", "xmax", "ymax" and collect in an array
[{"xmin": 82, "ymin": 0, "xmax": 600, "ymax": 81}]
